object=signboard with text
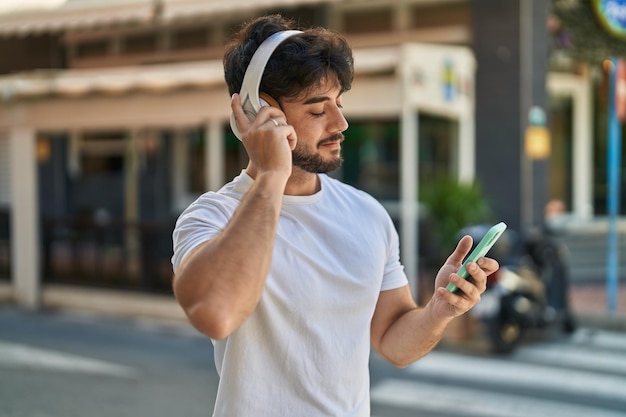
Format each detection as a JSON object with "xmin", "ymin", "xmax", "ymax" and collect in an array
[
  {"xmin": 592, "ymin": 0, "xmax": 626, "ymax": 39},
  {"xmin": 401, "ymin": 44, "xmax": 475, "ymax": 117}
]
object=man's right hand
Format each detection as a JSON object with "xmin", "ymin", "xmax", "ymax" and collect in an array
[{"xmin": 230, "ymin": 93, "xmax": 296, "ymax": 179}]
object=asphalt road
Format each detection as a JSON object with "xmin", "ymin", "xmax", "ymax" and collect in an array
[
  {"xmin": 2, "ymin": 305, "xmax": 626, "ymax": 417},
  {"xmin": 0, "ymin": 306, "xmax": 218, "ymax": 417}
]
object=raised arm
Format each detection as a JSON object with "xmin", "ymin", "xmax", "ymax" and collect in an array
[{"xmin": 172, "ymin": 94, "xmax": 296, "ymax": 340}]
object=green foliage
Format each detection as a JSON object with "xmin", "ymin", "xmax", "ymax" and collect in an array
[
  {"xmin": 552, "ymin": 0, "xmax": 626, "ymax": 63},
  {"xmin": 419, "ymin": 175, "xmax": 493, "ymax": 261}
]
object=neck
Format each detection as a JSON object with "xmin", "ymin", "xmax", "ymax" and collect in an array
[
  {"xmin": 284, "ymin": 168, "xmax": 321, "ymax": 195},
  {"xmin": 245, "ymin": 165, "xmax": 321, "ymax": 196}
]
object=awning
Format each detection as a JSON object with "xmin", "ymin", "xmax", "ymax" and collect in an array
[
  {"xmin": 0, "ymin": 0, "xmax": 340, "ymax": 37},
  {"xmin": 0, "ymin": 46, "xmax": 398, "ymax": 100},
  {"xmin": 0, "ymin": 0, "xmax": 155, "ymax": 36},
  {"xmin": 0, "ymin": 60, "xmax": 223, "ymax": 99},
  {"xmin": 162, "ymin": 0, "xmax": 340, "ymax": 22}
]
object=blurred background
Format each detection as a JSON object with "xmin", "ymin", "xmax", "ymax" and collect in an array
[{"xmin": 1, "ymin": 1, "xmax": 626, "ymax": 416}]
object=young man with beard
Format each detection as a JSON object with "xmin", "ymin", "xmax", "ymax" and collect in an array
[{"xmin": 171, "ymin": 14, "xmax": 498, "ymax": 417}]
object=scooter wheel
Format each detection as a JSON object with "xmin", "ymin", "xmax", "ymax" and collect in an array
[
  {"xmin": 488, "ymin": 315, "xmax": 524, "ymax": 354},
  {"xmin": 562, "ymin": 313, "xmax": 577, "ymax": 334}
]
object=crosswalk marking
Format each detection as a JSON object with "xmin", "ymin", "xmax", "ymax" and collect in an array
[
  {"xmin": 371, "ymin": 329, "xmax": 626, "ymax": 417},
  {"xmin": 404, "ymin": 350, "xmax": 626, "ymax": 402},
  {"xmin": 371, "ymin": 379, "xmax": 626, "ymax": 417},
  {"xmin": 0, "ymin": 341, "xmax": 138, "ymax": 378},
  {"xmin": 571, "ymin": 328, "xmax": 626, "ymax": 351},
  {"xmin": 510, "ymin": 341, "xmax": 626, "ymax": 374}
]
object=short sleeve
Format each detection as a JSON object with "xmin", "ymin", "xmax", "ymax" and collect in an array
[
  {"xmin": 171, "ymin": 194, "xmax": 235, "ymax": 273},
  {"xmin": 380, "ymin": 213, "xmax": 409, "ymax": 291}
]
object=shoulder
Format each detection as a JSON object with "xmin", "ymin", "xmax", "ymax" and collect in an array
[
  {"xmin": 171, "ymin": 182, "xmax": 243, "ymax": 272},
  {"xmin": 175, "ymin": 180, "xmax": 243, "ymax": 227}
]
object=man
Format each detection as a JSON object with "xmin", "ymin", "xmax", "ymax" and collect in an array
[{"xmin": 172, "ymin": 14, "xmax": 498, "ymax": 417}]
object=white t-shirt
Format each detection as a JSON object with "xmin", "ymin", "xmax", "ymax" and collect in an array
[{"xmin": 172, "ymin": 171, "xmax": 408, "ymax": 417}]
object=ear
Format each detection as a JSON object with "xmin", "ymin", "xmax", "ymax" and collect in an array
[{"xmin": 259, "ymin": 92, "xmax": 280, "ymax": 108}]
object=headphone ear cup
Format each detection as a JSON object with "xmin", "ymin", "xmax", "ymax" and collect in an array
[
  {"xmin": 241, "ymin": 98, "xmax": 258, "ymax": 123},
  {"xmin": 231, "ymin": 97, "xmax": 259, "ymax": 141},
  {"xmin": 230, "ymin": 112, "xmax": 243, "ymax": 141},
  {"xmin": 230, "ymin": 98, "xmax": 272, "ymax": 141}
]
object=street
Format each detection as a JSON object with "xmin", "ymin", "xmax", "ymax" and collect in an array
[
  {"xmin": 0, "ymin": 306, "xmax": 218, "ymax": 417},
  {"xmin": 370, "ymin": 330, "xmax": 626, "ymax": 417},
  {"xmin": 1, "ymin": 305, "xmax": 626, "ymax": 417}
]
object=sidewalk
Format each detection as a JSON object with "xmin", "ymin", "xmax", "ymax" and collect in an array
[
  {"xmin": 1, "ymin": 281, "xmax": 626, "ymax": 333},
  {"xmin": 0, "ymin": 282, "xmax": 189, "ymax": 327}
]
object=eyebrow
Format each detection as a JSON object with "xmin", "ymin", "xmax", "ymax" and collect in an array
[{"xmin": 302, "ymin": 96, "xmax": 331, "ymax": 105}]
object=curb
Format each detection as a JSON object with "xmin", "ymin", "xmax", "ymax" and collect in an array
[{"xmin": 0, "ymin": 282, "xmax": 188, "ymax": 325}]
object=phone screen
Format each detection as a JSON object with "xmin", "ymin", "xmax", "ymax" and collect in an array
[{"xmin": 446, "ymin": 222, "xmax": 507, "ymax": 293}]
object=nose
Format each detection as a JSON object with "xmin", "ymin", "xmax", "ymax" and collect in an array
[{"xmin": 330, "ymin": 105, "xmax": 349, "ymax": 133}]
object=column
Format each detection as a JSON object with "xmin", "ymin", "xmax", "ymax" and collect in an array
[
  {"xmin": 400, "ymin": 45, "xmax": 419, "ymax": 297},
  {"xmin": 125, "ymin": 130, "xmax": 140, "ymax": 279},
  {"xmin": 172, "ymin": 129, "xmax": 188, "ymax": 211},
  {"xmin": 9, "ymin": 126, "xmax": 40, "ymax": 308},
  {"xmin": 472, "ymin": 0, "xmax": 549, "ymax": 231},
  {"xmin": 205, "ymin": 118, "xmax": 224, "ymax": 192}
]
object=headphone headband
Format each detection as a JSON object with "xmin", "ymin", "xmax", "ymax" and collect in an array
[
  {"xmin": 239, "ymin": 30, "xmax": 303, "ymax": 114},
  {"xmin": 230, "ymin": 29, "xmax": 303, "ymax": 140}
]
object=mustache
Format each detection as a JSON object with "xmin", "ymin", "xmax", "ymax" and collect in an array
[{"xmin": 318, "ymin": 133, "xmax": 345, "ymax": 147}]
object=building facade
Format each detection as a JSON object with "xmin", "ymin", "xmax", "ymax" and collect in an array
[{"xmin": 0, "ymin": 0, "xmax": 614, "ymax": 306}]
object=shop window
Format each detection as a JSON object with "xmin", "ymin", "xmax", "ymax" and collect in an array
[
  {"xmin": 337, "ymin": 115, "xmax": 457, "ymax": 202},
  {"xmin": 342, "ymin": 8, "xmax": 393, "ymax": 34},
  {"xmin": 184, "ymin": 125, "xmax": 247, "ymax": 195},
  {"xmin": 187, "ymin": 129, "xmax": 205, "ymax": 194},
  {"xmin": 418, "ymin": 113, "xmax": 457, "ymax": 182},
  {"xmin": 548, "ymin": 95, "xmax": 573, "ymax": 210},
  {"xmin": 224, "ymin": 127, "xmax": 248, "ymax": 180},
  {"xmin": 339, "ymin": 119, "xmax": 400, "ymax": 200},
  {"xmin": 80, "ymin": 155, "xmax": 123, "ymax": 176},
  {"xmin": 77, "ymin": 131, "xmax": 126, "ymax": 175}
]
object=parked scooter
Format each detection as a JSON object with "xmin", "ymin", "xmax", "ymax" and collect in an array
[{"xmin": 464, "ymin": 224, "xmax": 577, "ymax": 353}]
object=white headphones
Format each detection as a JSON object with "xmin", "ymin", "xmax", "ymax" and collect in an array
[{"xmin": 229, "ymin": 30, "xmax": 303, "ymax": 140}]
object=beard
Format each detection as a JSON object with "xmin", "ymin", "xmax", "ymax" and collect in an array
[{"xmin": 292, "ymin": 133, "xmax": 344, "ymax": 173}]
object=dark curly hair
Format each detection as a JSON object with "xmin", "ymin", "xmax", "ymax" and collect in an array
[{"xmin": 223, "ymin": 15, "xmax": 354, "ymax": 101}]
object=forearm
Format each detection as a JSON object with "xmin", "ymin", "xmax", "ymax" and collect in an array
[
  {"xmin": 378, "ymin": 302, "xmax": 454, "ymax": 368},
  {"xmin": 173, "ymin": 171, "xmax": 287, "ymax": 339},
  {"xmin": 374, "ymin": 238, "xmax": 496, "ymax": 368}
]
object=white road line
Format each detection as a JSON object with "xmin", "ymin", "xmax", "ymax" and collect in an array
[
  {"xmin": 572, "ymin": 328, "xmax": 626, "ymax": 352},
  {"xmin": 405, "ymin": 351, "xmax": 626, "ymax": 402},
  {"xmin": 0, "ymin": 341, "xmax": 138, "ymax": 378},
  {"xmin": 512, "ymin": 341, "xmax": 626, "ymax": 374},
  {"xmin": 371, "ymin": 379, "xmax": 626, "ymax": 417}
]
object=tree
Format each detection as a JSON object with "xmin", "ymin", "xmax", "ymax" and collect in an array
[{"xmin": 551, "ymin": 0, "xmax": 626, "ymax": 63}]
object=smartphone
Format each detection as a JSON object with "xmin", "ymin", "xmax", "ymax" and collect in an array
[{"xmin": 446, "ymin": 221, "xmax": 507, "ymax": 293}]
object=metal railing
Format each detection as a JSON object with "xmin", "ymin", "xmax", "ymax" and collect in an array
[{"xmin": 41, "ymin": 216, "xmax": 175, "ymax": 294}]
